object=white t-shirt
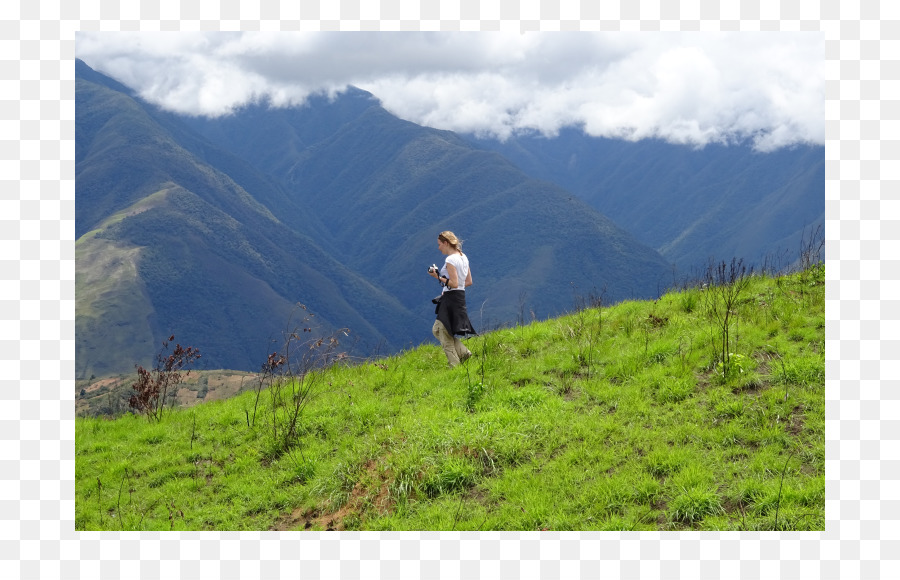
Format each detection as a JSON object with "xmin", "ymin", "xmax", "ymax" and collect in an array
[{"xmin": 441, "ymin": 253, "xmax": 469, "ymax": 294}]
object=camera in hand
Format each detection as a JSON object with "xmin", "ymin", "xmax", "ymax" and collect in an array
[{"xmin": 428, "ymin": 264, "xmax": 438, "ymax": 274}]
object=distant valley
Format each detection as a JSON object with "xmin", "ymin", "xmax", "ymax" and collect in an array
[{"xmin": 75, "ymin": 58, "xmax": 823, "ymax": 381}]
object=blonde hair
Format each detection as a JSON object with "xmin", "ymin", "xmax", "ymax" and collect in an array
[{"xmin": 438, "ymin": 231, "xmax": 463, "ymax": 252}]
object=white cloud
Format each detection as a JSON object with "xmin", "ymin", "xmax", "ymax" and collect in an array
[{"xmin": 75, "ymin": 31, "xmax": 824, "ymax": 151}]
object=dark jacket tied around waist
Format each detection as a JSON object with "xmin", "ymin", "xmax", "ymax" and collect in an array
[{"xmin": 435, "ymin": 291, "xmax": 477, "ymax": 337}]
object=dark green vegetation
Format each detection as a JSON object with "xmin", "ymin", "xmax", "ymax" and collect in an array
[{"xmin": 75, "ymin": 267, "xmax": 824, "ymax": 531}]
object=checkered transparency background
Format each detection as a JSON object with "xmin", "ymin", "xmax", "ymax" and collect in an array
[{"xmin": 3, "ymin": 0, "xmax": 895, "ymax": 578}]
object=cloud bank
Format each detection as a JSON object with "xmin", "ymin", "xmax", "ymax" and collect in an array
[{"xmin": 75, "ymin": 31, "xmax": 824, "ymax": 152}]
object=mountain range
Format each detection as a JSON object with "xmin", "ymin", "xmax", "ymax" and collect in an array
[
  {"xmin": 75, "ymin": 59, "xmax": 823, "ymax": 379},
  {"xmin": 466, "ymin": 129, "xmax": 824, "ymax": 272}
]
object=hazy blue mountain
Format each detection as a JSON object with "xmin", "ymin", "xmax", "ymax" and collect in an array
[
  {"xmin": 77, "ymin": 59, "xmax": 716, "ymax": 380},
  {"xmin": 466, "ymin": 128, "xmax": 824, "ymax": 274},
  {"xmin": 182, "ymin": 95, "xmax": 674, "ymax": 327},
  {"xmin": 76, "ymin": 61, "xmax": 415, "ymax": 378}
]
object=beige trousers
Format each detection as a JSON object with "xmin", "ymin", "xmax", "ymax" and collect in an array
[{"xmin": 432, "ymin": 320, "xmax": 472, "ymax": 368}]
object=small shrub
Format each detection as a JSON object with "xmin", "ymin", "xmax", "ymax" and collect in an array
[
  {"xmin": 716, "ymin": 353, "xmax": 750, "ymax": 379},
  {"xmin": 703, "ymin": 259, "xmax": 754, "ymax": 378},
  {"xmin": 466, "ymin": 381, "xmax": 486, "ymax": 412},
  {"xmin": 128, "ymin": 335, "xmax": 201, "ymax": 422}
]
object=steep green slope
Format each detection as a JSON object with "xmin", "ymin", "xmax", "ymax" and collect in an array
[
  {"xmin": 76, "ymin": 67, "xmax": 416, "ymax": 376},
  {"xmin": 75, "ymin": 267, "xmax": 825, "ymax": 531},
  {"xmin": 76, "ymin": 228, "xmax": 154, "ymax": 380}
]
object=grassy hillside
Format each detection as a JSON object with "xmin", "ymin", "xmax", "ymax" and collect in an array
[{"xmin": 75, "ymin": 266, "xmax": 824, "ymax": 531}]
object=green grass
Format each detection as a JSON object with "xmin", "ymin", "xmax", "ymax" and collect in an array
[{"xmin": 75, "ymin": 268, "xmax": 825, "ymax": 531}]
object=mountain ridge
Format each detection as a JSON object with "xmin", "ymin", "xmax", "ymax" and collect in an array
[
  {"xmin": 466, "ymin": 128, "xmax": 824, "ymax": 272},
  {"xmin": 75, "ymin": 58, "xmax": 820, "ymax": 380},
  {"xmin": 76, "ymin": 63, "xmax": 418, "ymax": 376}
]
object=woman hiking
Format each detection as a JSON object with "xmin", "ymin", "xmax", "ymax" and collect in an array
[{"xmin": 427, "ymin": 231, "xmax": 477, "ymax": 368}]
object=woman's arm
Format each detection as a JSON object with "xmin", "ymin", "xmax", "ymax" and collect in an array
[
  {"xmin": 445, "ymin": 262, "xmax": 458, "ymax": 289},
  {"xmin": 465, "ymin": 267, "xmax": 472, "ymax": 287}
]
